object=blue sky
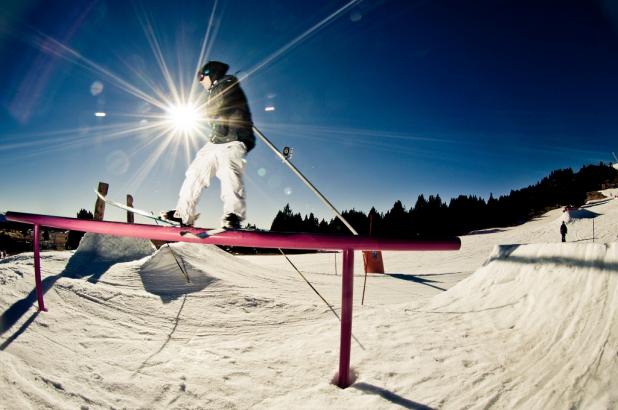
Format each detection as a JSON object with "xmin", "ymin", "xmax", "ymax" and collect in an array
[{"xmin": 1, "ymin": 0, "xmax": 618, "ymax": 228}]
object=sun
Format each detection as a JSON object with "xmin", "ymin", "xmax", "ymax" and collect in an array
[{"xmin": 165, "ymin": 103, "xmax": 201, "ymax": 134}]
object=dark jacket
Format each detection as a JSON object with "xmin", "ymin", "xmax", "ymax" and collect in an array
[
  {"xmin": 560, "ymin": 223, "xmax": 568, "ymax": 235},
  {"xmin": 207, "ymin": 75, "xmax": 255, "ymax": 152}
]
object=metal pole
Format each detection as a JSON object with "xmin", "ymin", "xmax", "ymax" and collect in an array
[
  {"xmin": 253, "ymin": 126, "xmax": 359, "ymax": 236},
  {"xmin": 338, "ymin": 249, "xmax": 354, "ymax": 388},
  {"xmin": 33, "ymin": 224, "xmax": 47, "ymax": 312}
]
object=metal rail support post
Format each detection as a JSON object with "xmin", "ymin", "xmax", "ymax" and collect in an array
[
  {"xmin": 338, "ymin": 249, "xmax": 354, "ymax": 388},
  {"xmin": 33, "ymin": 224, "xmax": 47, "ymax": 312}
]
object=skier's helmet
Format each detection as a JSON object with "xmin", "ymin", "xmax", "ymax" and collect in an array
[{"xmin": 198, "ymin": 61, "xmax": 229, "ymax": 82}]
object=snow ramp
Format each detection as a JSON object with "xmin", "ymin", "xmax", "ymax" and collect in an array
[
  {"xmin": 63, "ymin": 233, "xmax": 155, "ymax": 281},
  {"xmin": 427, "ymin": 243, "xmax": 617, "ymax": 408}
]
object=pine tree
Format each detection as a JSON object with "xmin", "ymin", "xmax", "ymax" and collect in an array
[
  {"xmin": 65, "ymin": 209, "xmax": 94, "ymax": 250},
  {"xmin": 267, "ymin": 163, "xmax": 618, "ymax": 238}
]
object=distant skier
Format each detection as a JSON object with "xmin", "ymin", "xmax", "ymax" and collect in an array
[
  {"xmin": 560, "ymin": 221, "xmax": 568, "ymax": 242},
  {"xmin": 163, "ymin": 61, "xmax": 255, "ymax": 229}
]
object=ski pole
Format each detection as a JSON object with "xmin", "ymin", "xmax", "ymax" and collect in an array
[{"xmin": 252, "ymin": 126, "xmax": 359, "ymax": 235}]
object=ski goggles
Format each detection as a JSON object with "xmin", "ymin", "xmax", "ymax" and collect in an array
[{"xmin": 197, "ymin": 69, "xmax": 210, "ymax": 82}]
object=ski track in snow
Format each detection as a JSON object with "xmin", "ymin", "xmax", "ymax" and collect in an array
[{"xmin": 1, "ymin": 189, "xmax": 617, "ymax": 409}]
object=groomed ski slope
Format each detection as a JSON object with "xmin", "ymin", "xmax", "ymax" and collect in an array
[{"xmin": 1, "ymin": 190, "xmax": 617, "ymax": 409}]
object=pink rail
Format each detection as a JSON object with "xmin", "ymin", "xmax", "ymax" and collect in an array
[
  {"xmin": 5, "ymin": 211, "xmax": 460, "ymax": 388},
  {"xmin": 6, "ymin": 212, "xmax": 460, "ymax": 251}
]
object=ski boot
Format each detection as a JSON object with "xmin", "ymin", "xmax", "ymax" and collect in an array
[
  {"xmin": 160, "ymin": 210, "xmax": 191, "ymax": 227},
  {"xmin": 222, "ymin": 213, "xmax": 241, "ymax": 230}
]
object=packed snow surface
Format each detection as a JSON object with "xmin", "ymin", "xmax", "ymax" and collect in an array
[{"xmin": 1, "ymin": 190, "xmax": 617, "ymax": 409}]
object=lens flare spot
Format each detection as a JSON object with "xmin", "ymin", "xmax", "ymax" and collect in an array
[
  {"xmin": 257, "ymin": 168, "xmax": 267, "ymax": 177},
  {"xmin": 284, "ymin": 187, "xmax": 293, "ymax": 196},
  {"xmin": 90, "ymin": 81, "xmax": 104, "ymax": 96}
]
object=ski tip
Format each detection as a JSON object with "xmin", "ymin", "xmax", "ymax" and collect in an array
[
  {"xmin": 206, "ymin": 228, "xmax": 227, "ymax": 236},
  {"xmin": 180, "ymin": 231, "xmax": 209, "ymax": 239},
  {"xmin": 94, "ymin": 188, "xmax": 106, "ymax": 199}
]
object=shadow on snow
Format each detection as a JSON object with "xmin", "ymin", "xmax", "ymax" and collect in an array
[
  {"xmin": 352, "ymin": 382, "xmax": 434, "ymax": 410},
  {"xmin": 386, "ymin": 273, "xmax": 447, "ymax": 291}
]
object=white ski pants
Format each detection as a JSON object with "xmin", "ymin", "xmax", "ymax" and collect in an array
[{"xmin": 175, "ymin": 141, "xmax": 247, "ymax": 225}]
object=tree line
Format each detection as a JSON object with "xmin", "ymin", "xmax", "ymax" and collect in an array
[{"xmin": 269, "ymin": 163, "xmax": 618, "ymax": 237}]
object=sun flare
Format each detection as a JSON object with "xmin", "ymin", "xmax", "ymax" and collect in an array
[{"xmin": 165, "ymin": 103, "xmax": 201, "ymax": 134}]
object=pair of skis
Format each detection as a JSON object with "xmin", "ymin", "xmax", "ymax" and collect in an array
[{"xmin": 94, "ymin": 190, "xmax": 226, "ymax": 238}]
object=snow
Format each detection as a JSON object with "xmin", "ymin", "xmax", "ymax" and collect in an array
[
  {"xmin": 1, "ymin": 190, "xmax": 617, "ymax": 408},
  {"xmin": 70, "ymin": 232, "xmax": 155, "ymax": 265}
]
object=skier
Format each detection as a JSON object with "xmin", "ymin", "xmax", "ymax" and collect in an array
[
  {"xmin": 560, "ymin": 221, "xmax": 568, "ymax": 242},
  {"xmin": 162, "ymin": 61, "xmax": 256, "ymax": 229}
]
